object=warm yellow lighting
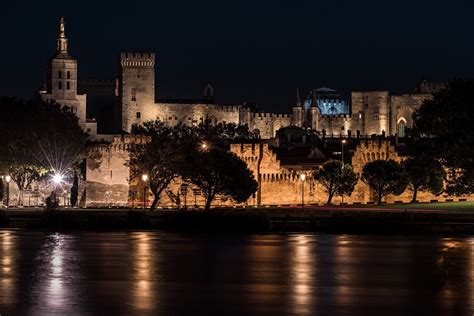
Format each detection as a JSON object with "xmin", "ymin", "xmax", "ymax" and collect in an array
[
  {"xmin": 4, "ymin": 175, "xmax": 10, "ymax": 183},
  {"xmin": 300, "ymin": 173, "xmax": 306, "ymax": 181},
  {"xmin": 201, "ymin": 142, "xmax": 208, "ymax": 149},
  {"xmin": 142, "ymin": 174, "xmax": 148, "ymax": 182},
  {"xmin": 342, "ymin": 139, "xmax": 346, "ymax": 144}
]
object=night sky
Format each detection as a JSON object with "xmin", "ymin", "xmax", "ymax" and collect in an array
[{"xmin": 1, "ymin": 0, "xmax": 473, "ymax": 112}]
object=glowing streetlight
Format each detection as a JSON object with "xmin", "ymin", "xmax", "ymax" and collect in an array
[
  {"xmin": 341, "ymin": 139, "xmax": 347, "ymax": 168},
  {"xmin": 201, "ymin": 142, "xmax": 208, "ymax": 150},
  {"xmin": 142, "ymin": 174, "xmax": 148, "ymax": 210},
  {"xmin": 4, "ymin": 175, "xmax": 11, "ymax": 209},
  {"xmin": 341, "ymin": 139, "xmax": 347, "ymax": 205},
  {"xmin": 52, "ymin": 174, "xmax": 63, "ymax": 184},
  {"xmin": 300, "ymin": 173, "xmax": 306, "ymax": 211}
]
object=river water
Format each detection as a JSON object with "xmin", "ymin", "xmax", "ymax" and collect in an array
[{"xmin": 0, "ymin": 231, "xmax": 473, "ymax": 315}]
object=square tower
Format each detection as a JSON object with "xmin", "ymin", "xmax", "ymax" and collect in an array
[{"xmin": 120, "ymin": 52, "xmax": 156, "ymax": 132}]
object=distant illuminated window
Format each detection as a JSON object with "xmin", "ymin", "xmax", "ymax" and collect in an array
[
  {"xmin": 398, "ymin": 120, "xmax": 406, "ymax": 137},
  {"xmin": 374, "ymin": 114, "xmax": 379, "ymax": 121}
]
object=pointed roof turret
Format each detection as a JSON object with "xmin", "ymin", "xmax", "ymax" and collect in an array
[
  {"xmin": 311, "ymin": 89, "xmax": 318, "ymax": 108},
  {"xmin": 295, "ymin": 88, "xmax": 302, "ymax": 107}
]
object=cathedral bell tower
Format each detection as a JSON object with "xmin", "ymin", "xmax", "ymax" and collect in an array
[{"xmin": 42, "ymin": 17, "xmax": 88, "ymax": 130}]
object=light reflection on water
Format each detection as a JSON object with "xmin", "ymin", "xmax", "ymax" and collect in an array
[{"xmin": 0, "ymin": 231, "xmax": 473, "ymax": 315}]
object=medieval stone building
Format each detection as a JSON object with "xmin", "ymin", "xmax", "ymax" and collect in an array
[{"xmin": 23, "ymin": 17, "xmax": 469, "ymax": 208}]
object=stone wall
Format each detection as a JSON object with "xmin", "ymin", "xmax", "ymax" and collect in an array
[{"xmin": 85, "ymin": 135, "xmax": 148, "ymax": 206}]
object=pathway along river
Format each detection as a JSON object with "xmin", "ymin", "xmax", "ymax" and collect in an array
[{"xmin": 0, "ymin": 231, "xmax": 473, "ymax": 315}]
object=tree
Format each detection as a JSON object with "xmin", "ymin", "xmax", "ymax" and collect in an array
[
  {"xmin": 0, "ymin": 178, "xmax": 4, "ymax": 203},
  {"xmin": 0, "ymin": 97, "xmax": 87, "ymax": 205},
  {"xmin": 314, "ymin": 160, "xmax": 358, "ymax": 204},
  {"xmin": 128, "ymin": 121, "xmax": 197, "ymax": 210},
  {"xmin": 187, "ymin": 148, "xmax": 258, "ymax": 210},
  {"xmin": 411, "ymin": 79, "xmax": 474, "ymax": 195},
  {"xmin": 70, "ymin": 172, "xmax": 79, "ymax": 207},
  {"xmin": 403, "ymin": 158, "xmax": 445, "ymax": 203},
  {"xmin": 362, "ymin": 160, "xmax": 408, "ymax": 205},
  {"xmin": 9, "ymin": 163, "xmax": 48, "ymax": 205}
]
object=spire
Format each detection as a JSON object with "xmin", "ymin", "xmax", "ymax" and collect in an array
[
  {"xmin": 56, "ymin": 17, "xmax": 68, "ymax": 54},
  {"xmin": 295, "ymin": 88, "xmax": 302, "ymax": 107},
  {"xmin": 311, "ymin": 89, "xmax": 318, "ymax": 108}
]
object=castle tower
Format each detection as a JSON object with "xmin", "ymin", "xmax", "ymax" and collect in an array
[
  {"xmin": 120, "ymin": 52, "xmax": 156, "ymax": 132},
  {"xmin": 291, "ymin": 88, "xmax": 303, "ymax": 127},
  {"xmin": 42, "ymin": 17, "xmax": 89, "ymax": 131}
]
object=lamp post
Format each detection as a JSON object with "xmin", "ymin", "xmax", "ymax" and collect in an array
[
  {"xmin": 5, "ymin": 175, "xmax": 11, "ymax": 209},
  {"xmin": 300, "ymin": 173, "xmax": 306, "ymax": 211},
  {"xmin": 341, "ymin": 139, "xmax": 346, "ymax": 167},
  {"xmin": 341, "ymin": 139, "xmax": 347, "ymax": 205},
  {"xmin": 142, "ymin": 174, "xmax": 148, "ymax": 210}
]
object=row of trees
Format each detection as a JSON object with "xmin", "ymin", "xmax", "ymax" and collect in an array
[
  {"xmin": 0, "ymin": 97, "xmax": 87, "ymax": 206},
  {"xmin": 128, "ymin": 120, "xmax": 259, "ymax": 211},
  {"xmin": 314, "ymin": 158, "xmax": 444, "ymax": 205},
  {"xmin": 316, "ymin": 79, "xmax": 474, "ymax": 205}
]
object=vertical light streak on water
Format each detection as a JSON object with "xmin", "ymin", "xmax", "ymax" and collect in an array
[
  {"xmin": 0, "ymin": 231, "xmax": 17, "ymax": 306},
  {"xmin": 290, "ymin": 234, "xmax": 317, "ymax": 315},
  {"xmin": 131, "ymin": 232, "xmax": 157, "ymax": 312}
]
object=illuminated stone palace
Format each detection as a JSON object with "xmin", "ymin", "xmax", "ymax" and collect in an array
[
  {"xmin": 39, "ymin": 18, "xmax": 446, "ymax": 140},
  {"xmin": 27, "ymin": 17, "xmax": 472, "ymax": 208}
]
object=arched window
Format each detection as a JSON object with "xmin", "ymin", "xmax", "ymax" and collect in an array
[
  {"xmin": 67, "ymin": 71, "xmax": 71, "ymax": 79},
  {"xmin": 58, "ymin": 81, "xmax": 62, "ymax": 90},
  {"xmin": 66, "ymin": 82, "xmax": 70, "ymax": 90},
  {"xmin": 397, "ymin": 118, "xmax": 407, "ymax": 137},
  {"xmin": 59, "ymin": 71, "xmax": 62, "ymax": 79}
]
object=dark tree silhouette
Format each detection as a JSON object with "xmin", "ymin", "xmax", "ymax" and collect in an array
[
  {"xmin": 70, "ymin": 172, "xmax": 79, "ymax": 207},
  {"xmin": 314, "ymin": 160, "xmax": 358, "ymax": 204},
  {"xmin": 128, "ymin": 121, "xmax": 198, "ymax": 210},
  {"xmin": 411, "ymin": 79, "xmax": 474, "ymax": 195},
  {"xmin": 0, "ymin": 97, "xmax": 87, "ymax": 205},
  {"xmin": 403, "ymin": 158, "xmax": 445, "ymax": 203},
  {"xmin": 362, "ymin": 160, "xmax": 408, "ymax": 205},
  {"xmin": 187, "ymin": 148, "xmax": 257, "ymax": 210}
]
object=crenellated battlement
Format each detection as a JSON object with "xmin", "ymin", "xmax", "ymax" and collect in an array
[
  {"xmin": 320, "ymin": 114, "xmax": 352, "ymax": 119},
  {"xmin": 252, "ymin": 112, "xmax": 292, "ymax": 119},
  {"xmin": 120, "ymin": 52, "xmax": 155, "ymax": 67},
  {"xmin": 217, "ymin": 105, "xmax": 241, "ymax": 112}
]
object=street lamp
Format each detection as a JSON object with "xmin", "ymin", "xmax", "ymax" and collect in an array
[
  {"xmin": 201, "ymin": 142, "xmax": 208, "ymax": 150},
  {"xmin": 142, "ymin": 174, "xmax": 148, "ymax": 210},
  {"xmin": 5, "ymin": 175, "xmax": 11, "ymax": 209},
  {"xmin": 341, "ymin": 139, "xmax": 347, "ymax": 168},
  {"xmin": 300, "ymin": 173, "xmax": 306, "ymax": 211},
  {"xmin": 341, "ymin": 139, "xmax": 347, "ymax": 205}
]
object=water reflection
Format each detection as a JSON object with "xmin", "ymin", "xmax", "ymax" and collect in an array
[
  {"xmin": 290, "ymin": 235, "xmax": 316, "ymax": 315},
  {"xmin": 131, "ymin": 232, "xmax": 157, "ymax": 312},
  {"xmin": 28, "ymin": 233, "xmax": 84, "ymax": 314},
  {"xmin": 0, "ymin": 231, "xmax": 17, "ymax": 306},
  {"xmin": 0, "ymin": 231, "xmax": 473, "ymax": 315}
]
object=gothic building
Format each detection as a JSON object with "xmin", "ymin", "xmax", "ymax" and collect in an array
[
  {"xmin": 38, "ymin": 17, "xmax": 97, "ymax": 136},
  {"xmin": 40, "ymin": 18, "xmax": 445, "ymax": 141}
]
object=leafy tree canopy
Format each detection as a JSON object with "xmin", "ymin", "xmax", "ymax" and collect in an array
[
  {"xmin": 411, "ymin": 79, "xmax": 474, "ymax": 195},
  {"xmin": 362, "ymin": 160, "xmax": 408, "ymax": 205},
  {"xmin": 314, "ymin": 160, "xmax": 358, "ymax": 204}
]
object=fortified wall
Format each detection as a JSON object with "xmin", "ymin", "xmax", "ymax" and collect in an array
[{"xmin": 84, "ymin": 137, "xmax": 474, "ymax": 208}]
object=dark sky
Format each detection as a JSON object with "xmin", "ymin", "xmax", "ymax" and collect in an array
[{"xmin": 1, "ymin": 0, "xmax": 473, "ymax": 112}]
